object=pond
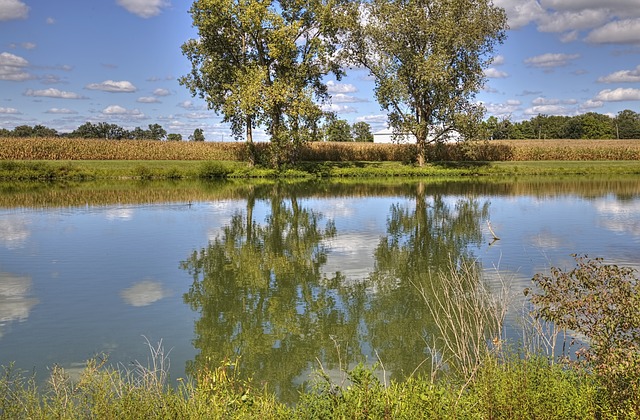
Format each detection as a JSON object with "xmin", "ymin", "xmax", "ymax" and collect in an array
[{"xmin": 1, "ymin": 177, "xmax": 639, "ymax": 402}]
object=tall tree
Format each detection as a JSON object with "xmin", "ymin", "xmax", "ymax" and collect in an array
[
  {"xmin": 341, "ymin": 0, "xmax": 507, "ymax": 165},
  {"xmin": 352, "ymin": 121, "xmax": 374, "ymax": 142},
  {"xmin": 325, "ymin": 117, "xmax": 353, "ymax": 141},
  {"xmin": 180, "ymin": 0, "xmax": 344, "ymax": 166}
]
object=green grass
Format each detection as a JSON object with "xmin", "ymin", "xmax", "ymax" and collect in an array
[
  {"xmin": 1, "ymin": 354, "xmax": 627, "ymax": 419},
  {"xmin": 1, "ymin": 159, "xmax": 639, "ymax": 181}
]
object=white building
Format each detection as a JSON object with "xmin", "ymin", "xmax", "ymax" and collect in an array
[{"xmin": 372, "ymin": 128, "xmax": 461, "ymax": 144}]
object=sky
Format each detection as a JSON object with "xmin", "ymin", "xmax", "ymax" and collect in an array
[{"xmin": 1, "ymin": 0, "xmax": 640, "ymax": 141}]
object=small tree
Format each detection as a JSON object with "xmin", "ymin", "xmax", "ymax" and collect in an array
[
  {"xmin": 190, "ymin": 128, "xmax": 205, "ymax": 141},
  {"xmin": 352, "ymin": 121, "xmax": 373, "ymax": 142},
  {"xmin": 527, "ymin": 255, "xmax": 640, "ymax": 410},
  {"xmin": 167, "ymin": 133, "xmax": 183, "ymax": 141},
  {"xmin": 325, "ymin": 118, "xmax": 353, "ymax": 142}
]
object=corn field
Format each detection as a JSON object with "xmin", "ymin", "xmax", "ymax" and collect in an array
[{"xmin": 1, "ymin": 137, "xmax": 639, "ymax": 162}]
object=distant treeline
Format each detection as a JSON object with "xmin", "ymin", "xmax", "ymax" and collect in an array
[
  {"xmin": 2, "ymin": 110, "xmax": 639, "ymax": 142},
  {"xmin": 482, "ymin": 109, "xmax": 640, "ymax": 140},
  {"xmin": 0, "ymin": 122, "xmax": 204, "ymax": 142}
]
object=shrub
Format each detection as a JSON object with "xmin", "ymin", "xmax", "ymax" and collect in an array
[{"xmin": 526, "ymin": 255, "xmax": 640, "ymax": 415}]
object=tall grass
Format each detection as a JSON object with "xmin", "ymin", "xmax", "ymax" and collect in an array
[{"xmin": 3, "ymin": 137, "xmax": 639, "ymax": 163}]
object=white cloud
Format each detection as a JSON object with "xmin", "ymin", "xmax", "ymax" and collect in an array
[
  {"xmin": 178, "ymin": 100, "xmax": 195, "ymax": 109},
  {"xmin": 594, "ymin": 88, "xmax": 640, "ymax": 102},
  {"xmin": 331, "ymin": 93, "xmax": 368, "ymax": 103},
  {"xmin": 483, "ymin": 100, "xmax": 521, "ymax": 116},
  {"xmin": 103, "ymin": 105, "xmax": 127, "ymax": 114},
  {"xmin": 524, "ymin": 53, "xmax": 580, "ymax": 68},
  {"xmin": 598, "ymin": 65, "xmax": 640, "ymax": 83},
  {"xmin": 85, "ymin": 80, "xmax": 137, "ymax": 92},
  {"xmin": 116, "ymin": 0, "xmax": 170, "ymax": 18},
  {"xmin": 493, "ymin": 0, "xmax": 544, "ymax": 29},
  {"xmin": 321, "ymin": 103, "xmax": 357, "ymax": 114},
  {"xmin": 524, "ymin": 105, "xmax": 571, "ymax": 115},
  {"xmin": 491, "ymin": 55, "xmax": 505, "ymax": 66},
  {"xmin": 46, "ymin": 17, "xmax": 55, "ymax": 24},
  {"xmin": 25, "ymin": 88, "xmax": 86, "ymax": 99},
  {"xmin": 580, "ymin": 99, "xmax": 604, "ymax": 109},
  {"xmin": 137, "ymin": 96, "xmax": 160, "ymax": 103},
  {"xmin": 153, "ymin": 88, "xmax": 170, "ymax": 96},
  {"xmin": 586, "ymin": 19, "xmax": 640, "ymax": 44},
  {"xmin": 532, "ymin": 97, "xmax": 577, "ymax": 106},
  {"xmin": 0, "ymin": 107, "xmax": 20, "ymax": 114},
  {"xmin": 45, "ymin": 108, "xmax": 77, "ymax": 114},
  {"xmin": 101, "ymin": 105, "xmax": 145, "ymax": 119},
  {"xmin": 537, "ymin": 9, "xmax": 609, "ymax": 33},
  {"xmin": 327, "ymin": 81, "xmax": 358, "ymax": 94},
  {"xmin": 484, "ymin": 68, "xmax": 509, "ymax": 78},
  {"xmin": 0, "ymin": 0, "xmax": 29, "ymax": 21},
  {"xmin": 0, "ymin": 51, "xmax": 31, "ymax": 81},
  {"xmin": 120, "ymin": 280, "xmax": 170, "ymax": 306}
]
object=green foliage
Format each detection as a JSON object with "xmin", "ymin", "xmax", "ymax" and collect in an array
[
  {"xmin": 482, "ymin": 110, "xmax": 640, "ymax": 140},
  {"xmin": 189, "ymin": 128, "xmax": 205, "ymax": 141},
  {"xmin": 325, "ymin": 118, "xmax": 353, "ymax": 142},
  {"xmin": 180, "ymin": 0, "xmax": 345, "ymax": 166},
  {"xmin": 352, "ymin": 121, "xmax": 374, "ymax": 142},
  {"xmin": 527, "ymin": 255, "xmax": 640, "ymax": 416},
  {"xmin": 198, "ymin": 161, "xmax": 234, "ymax": 178},
  {"xmin": 339, "ymin": 0, "xmax": 507, "ymax": 165}
]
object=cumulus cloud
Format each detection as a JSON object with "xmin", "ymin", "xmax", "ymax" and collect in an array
[
  {"xmin": 331, "ymin": 93, "xmax": 368, "ymax": 103},
  {"xmin": 532, "ymin": 97, "xmax": 577, "ymax": 106},
  {"xmin": 483, "ymin": 100, "xmax": 521, "ymax": 116},
  {"xmin": 493, "ymin": 0, "xmax": 544, "ymax": 29},
  {"xmin": 0, "ymin": 0, "xmax": 29, "ymax": 21},
  {"xmin": 0, "ymin": 107, "xmax": 20, "ymax": 114},
  {"xmin": 153, "ymin": 88, "xmax": 170, "ymax": 96},
  {"xmin": 327, "ymin": 81, "xmax": 358, "ymax": 94},
  {"xmin": 321, "ymin": 103, "xmax": 357, "ymax": 114},
  {"xmin": 0, "ymin": 271, "xmax": 38, "ymax": 336},
  {"xmin": 586, "ymin": 19, "xmax": 640, "ymax": 44},
  {"xmin": 116, "ymin": 0, "xmax": 170, "ymax": 18},
  {"xmin": 102, "ymin": 105, "xmax": 144, "ymax": 118},
  {"xmin": 594, "ymin": 88, "xmax": 640, "ymax": 102},
  {"xmin": 25, "ymin": 88, "xmax": 86, "ymax": 99},
  {"xmin": 0, "ymin": 51, "xmax": 31, "ymax": 81},
  {"xmin": 85, "ymin": 80, "xmax": 137, "ymax": 93},
  {"xmin": 137, "ymin": 96, "xmax": 160, "ymax": 103},
  {"xmin": 537, "ymin": 9, "xmax": 609, "ymax": 33},
  {"xmin": 524, "ymin": 53, "xmax": 580, "ymax": 68},
  {"xmin": 524, "ymin": 104, "xmax": 572, "ymax": 116},
  {"xmin": 598, "ymin": 65, "xmax": 640, "ymax": 83},
  {"xmin": 491, "ymin": 55, "xmax": 505, "ymax": 66},
  {"xmin": 120, "ymin": 280, "xmax": 170, "ymax": 307},
  {"xmin": 580, "ymin": 99, "xmax": 604, "ymax": 109},
  {"xmin": 45, "ymin": 108, "xmax": 77, "ymax": 114},
  {"xmin": 484, "ymin": 68, "xmax": 509, "ymax": 78}
]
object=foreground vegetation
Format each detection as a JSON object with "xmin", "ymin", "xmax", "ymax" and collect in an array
[
  {"xmin": 1, "ymin": 137, "xmax": 639, "ymax": 181},
  {"xmin": 2, "ymin": 256, "xmax": 639, "ymax": 419}
]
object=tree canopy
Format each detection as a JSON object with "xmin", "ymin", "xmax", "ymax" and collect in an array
[
  {"xmin": 339, "ymin": 0, "xmax": 508, "ymax": 165},
  {"xmin": 180, "ymin": 0, "xmax": 345, "ymax": 166}
]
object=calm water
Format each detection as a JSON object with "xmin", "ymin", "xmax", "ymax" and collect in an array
[{"xmin": 1, "ymin": 177, "xmax": 639, "ymax": 401}]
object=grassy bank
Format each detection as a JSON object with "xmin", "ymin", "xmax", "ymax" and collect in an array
[
  {"xmin": 1, "ymin": 137, "xmax": 639, "ymax": 180},
  {"xmin": 1, "ymin": 159, "xmax": 640, "ymax": 181},
  {"xmin": 0, "ymin": 354, "xmax": 621, "ymax": 419}
]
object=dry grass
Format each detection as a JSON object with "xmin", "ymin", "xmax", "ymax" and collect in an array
[
  {"xmin": 490, "ymin": 139, "xmax": 640, "ymax": 161},
  {"xmin": 1, "ymin": 137, "xmax": 640, "ymax": 162}
]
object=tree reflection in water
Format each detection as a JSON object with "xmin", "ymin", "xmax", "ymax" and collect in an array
[{"xmin": 181, "ymin": 182, "xmax": 490, "ymax": 402}]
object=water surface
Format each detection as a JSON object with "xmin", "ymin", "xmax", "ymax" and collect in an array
[{"xmin": 1, "ymin": 177, "xmax": 639, "ymax": 401}]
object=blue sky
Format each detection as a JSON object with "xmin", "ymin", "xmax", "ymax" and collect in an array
[{"xmin": 1, "ymin": 0, "xmax": 640, "ymax": 140}]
